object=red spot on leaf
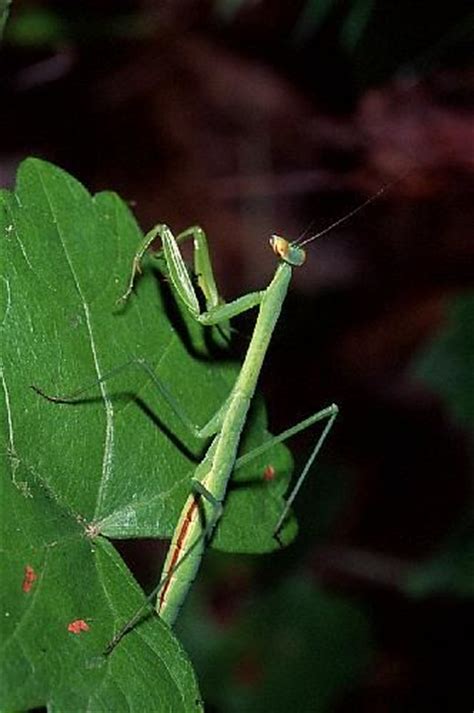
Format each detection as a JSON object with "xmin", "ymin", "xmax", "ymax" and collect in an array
[
  {"xmin": 67, "ymin": 619, "xmax": 90, "ymax": 634},
  {"xmin": 22, "ymin": 565, "xmax": 37, "ymax": 593},
  {"xmin": 263, "ymin": 465, "xmax": 276, "ymax": 482}
]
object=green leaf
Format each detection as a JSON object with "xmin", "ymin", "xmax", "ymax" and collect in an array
[
  {"xmin": 0, "ymin": 456, "xmax": 204, "ymax": 711},
  {"xmin": 0, "ymin": 158, "xmax": 295, "ymax": 705}
]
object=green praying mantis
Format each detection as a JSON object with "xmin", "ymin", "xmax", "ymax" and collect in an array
[
  {"xmin": 34, "ymin": 187, "xmax": 388, "ymax": 647},
  {"xmin": 116, "ymin": 224, "xmax": 339, "ymax": 629}
]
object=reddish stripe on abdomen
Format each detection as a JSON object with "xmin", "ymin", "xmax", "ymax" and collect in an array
[{"xmin": 158, "ymin": 498, "xmax": 199, "ymax": 611}]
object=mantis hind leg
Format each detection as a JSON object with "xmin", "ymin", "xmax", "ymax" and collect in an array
[
  {"xmin": 32, "ymin": 356, "xmax": 229, "ymax": 440},
  {"xmin": 234, "ymin": 403, "xmax": 339, "ymax": 542}
]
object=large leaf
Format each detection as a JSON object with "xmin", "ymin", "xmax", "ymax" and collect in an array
[{"xmin": 0, "ymin": 158, "xmax": 295, "ymax": 707}]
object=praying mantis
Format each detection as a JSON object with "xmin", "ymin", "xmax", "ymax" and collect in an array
[{"xmin": 113, "ymin": 222, "xmax": 339, "ymax": 630}]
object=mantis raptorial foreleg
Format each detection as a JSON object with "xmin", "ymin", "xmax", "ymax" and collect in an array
[
  {"xmin": 119, "ymin": 223, "xmax": 264, "ymax": 324},
  {"xmin": 119, "ymin": 224, "xmax": 221, "ymax": 313}
]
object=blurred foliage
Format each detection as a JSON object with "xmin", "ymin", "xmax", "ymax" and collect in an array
[
  {"xmin": 406, "ymin": 292, "xmax": 474, "ymax": 598},
  {"xmin": 213, "ymin": 0, "xmax": 473, "ymax": 86},
  {"xmin": 414, "ymin": 293, "xmax": 474, "ymax": 431},
  {"xmin": 406, "ymin": 519, "xmax": 474, "ymax": 598},
  {"xmin": 4, "ymin": 3, "xmax": 150, "ymax": 47},
  {"xmin": 4, "ymin": 0, "xmax": 473, "ymax": 89},
  {"xmin": 213, "ymin": 0, "xmax": 248, "ymax": 23},
  {"xmin": 5, "ymin": 6, "xmax": 65, "ymax": 46},
  {"xmin": 0, "ymin": 0, "xmax": 11, "ymax": 41},
  {"xmin": 292, "ymin": 0, "xmax": 375, "ymax": 50},
  {"xmin": 178, "ymin": 575, "xmax": 373, "ymax": 713}
]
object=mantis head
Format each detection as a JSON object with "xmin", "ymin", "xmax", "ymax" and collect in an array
[{"xmin": 270, "ymin": 235, "xmax": 306, "ymax": 267}]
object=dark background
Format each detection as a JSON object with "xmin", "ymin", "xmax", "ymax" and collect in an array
[{"xmin": 1, "ymin": 2, "xmax": 473, "ymax": 711}]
